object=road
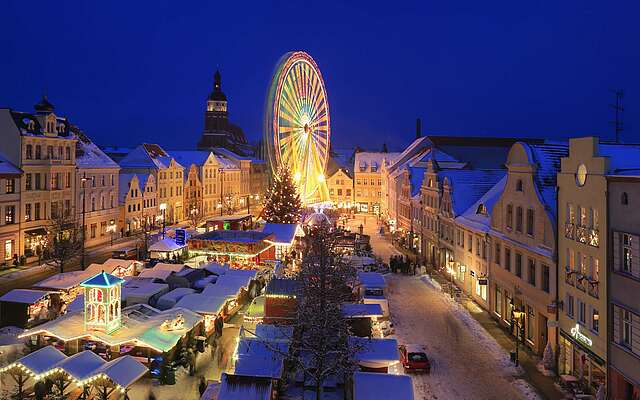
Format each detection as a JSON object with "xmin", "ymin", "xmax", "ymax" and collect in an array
[{"xmin": 348, "ymin": 214, "xmax": 529, "ymax": 400}]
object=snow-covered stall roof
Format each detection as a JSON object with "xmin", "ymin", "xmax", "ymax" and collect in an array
[
  {"xmin": 0, "ymin": 289, "xmax": 52, "ymax": 304},
  {"xmin": 234, "ymin": 337, "xmax": 289, "ymax": 379},
  {"xmin": 261, "ymin": 223, "xmax": 303, "ymax": 245},
  {"xmin": 253, "ymin": 324, "xmax": 293, "ymax": 343},
  {"xmin": 54, "ymin": 350, "xmax": 105, "ymax": 381},
  {"xmin": 21, "ymin": 306, "xmax": 203, "ymax": 353},
  {"xmin": 201, "ymin": 271, "xmax": 255, "ymax": 297},
  {"xmin": 152, "ymin": 263, "xmax": 188, "ymax": 273},
  {"xmin": 341, "ymin": 303, "xmax": 384, "ymax": 318},
  {"xmin": 357, "ymin": 272, "xmax": 386, "ymax": 288},
  {"xmin": 265, "ymin": 278, "xmax": 299, "ymax": 297},
  {"xmin": 203, "ymin": 262, "xmax": 228, "ymax": 276},
  {"xmin": 149, "ymin": 238, "xmax": 187, "ymax": 253},
  {"xmin": 123, "ymin": 279, "xmax": 169, "ymax": 306},
  {"xmin": 155, "ymin": 288, "xmax": 196, "ymax": 310},
  {"xmin": 94, "ymin": 355, "xmax": 148, "ymax": 388},
  {"xmin": 137, "ymin": 268, "xmax": 174, "ymax": 281},
  {"xmin": 0, "ymin": 345, "xmax": 67, "ymax": 375},
  {"xmin": 350, "ymin": 337, "xmax": 399, "ymax": 368},
  {"xmin": 218, "ymin": 373, "xmax": 272, "ymax": 400},
  {"xmin": 353, "ymin": 372, "xmax": 413, "ymax": 400},
  {"xmin": 175, "ymin": 294, "xmax": 230, "ymax": 315},
  {"xmin": 33, "ymin": 271, "xmax": 92, "ymax": 291}
]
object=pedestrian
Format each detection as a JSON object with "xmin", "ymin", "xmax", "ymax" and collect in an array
[
  {"xmin": 198, "ymin": 376, "xmax": 207, "ymax": 396},
  {"xmin": 148, "ymin": 392, "xmax": 157, "ymax": 400}
]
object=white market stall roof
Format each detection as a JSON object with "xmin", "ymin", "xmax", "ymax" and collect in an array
[
  {"xmin": 123, "ymin": 280, "xmax": 170, "ymax": 306},
  {"xmin": 353, "ymin": 372, "xmax": 413, "ymax": 400},
  {"xmin": 152, "ymin": 263, "xmax": 188, "ymax": 273},
  {"xmin": 0, "ymin": 345, "xmax": 66, "ymax": 376},
  {"xmin": 33, "ymin": 271, "xmax": 93, "ymax": 291},
  {"xmin": 137, "ymin": 268, "xmax": 174, "ymax": 281},
  {"xmin": 175, "ymin": 293, "xmax": 231, "ymax": 315},
  {"xmin": 203, "ymin": 262, "xmax": 228, "ymax": 276},
  {"xmin": 85, "ymin": 259, "xmax": 141, "ymax": 276},
  {"xmin": 350, "ymin": 337, "xmax": 399, "ymax": 369},
  {"xmin": 0, "ymin": 289, "xmax": 52, "ymax": 304},
  {"xmin": 67, "ymin": 295, "xmax": 84, "ymax": 313},
  {"xmin": 21, "ymin": 306, "xmax": 203, "ymax": 353},
  {"xmin": 218, "ymin": 373, "xmax": 272, "ymax": 400},
  {"xmin": 55, "ymin": 350, "xmax": 105, "ymax": 381},
  {"xmin": 234, "ymin": 337, "xmax": 289, "ymax": 379},
  {"xmin": 253, "ymin": 324, "xmax": 293, "ymax": 343},
  {"xmin": 357, "ymin": 272, "xmax": 387, "ymax": 288},
  {"xmin": 201, "ymin": 271, "xmax": 255, "ymax": 298},
  {"xmin": 149, "ymin": 238, "xmax": 187, "ymax": 253},
  {"xmin": 156, "ymin": 288, "xmax": 196, "ymax": 310},
  {"xmin": 341, "ymin": 303, "xmax": 384, "ymax": 318},
  {"xmin": 94, "ymin": 355, "xmax": 148, "ymax": 388},
  {"xmin": 261, "ymin": 223, "xmax": 304, "ymax": 245}
]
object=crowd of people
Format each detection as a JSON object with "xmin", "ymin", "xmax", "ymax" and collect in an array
[{"xmin": 390, "ymin": 254, "xmax": 418, "ymax": 275}]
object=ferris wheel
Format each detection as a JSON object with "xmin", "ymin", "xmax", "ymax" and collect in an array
[{"xmin": 264, "ymin": 51, "xmax": 330, "ymax": 203}]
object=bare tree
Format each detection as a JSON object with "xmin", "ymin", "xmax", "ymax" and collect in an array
[
  {"xmin": 187, "ymin": 198, "xmax": 204, "ymax": 230},
  {"xmin": 290, "ymin": 222, "xmax": 359, "ymax": 400},
  {"xmin": 47, "ymin": 210, "xmax": 82, "ymax": 273}
]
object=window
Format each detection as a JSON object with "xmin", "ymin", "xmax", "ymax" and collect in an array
[
  {"xmin": 566, "ymin": 294, "xmax": 574, "ymax": 318},
  {"xmin": 346, "ymin": 189, "xmax": 351, "ymax": 196},
  {"xmin": 515, "ymin": 253, "xmax": 522, "ymax": 277},
  {"xmin": 495, "ymin": 286, "xmax": 502, "ymax": 316},
  {"xmin": 35, "ymin": 174, "xmax": 41, "ymax": 190},
  {"xmin": 25, "ymin": 174, "xmax": 32, "ymax": 191},
  {"xmin": 527, "ymin": 259, "xmax": 536, "ymax": 286},
  {"xmin": 506, "ymin": 204, "xmax": 513, "ymax": 229},
  {"xmin": 5, "ymin": 179, "xmax": 15, "ymax": 194},
  {"xmin": 4, "ymin": 206, "xmax": 15, "ymax": 224},
  {"xmin": 65, "ymin": 146, "xmax": 71, "ymax": 160},
  {"xmin": 578, "ymin": 300, "xmax": 586, "ymax": 325},
  {"xmin": 526, "ymin": 305, "xmax": 534, "ymax": 341},
  {"xmin": 516, "ymin": 179, "xmax": 523, "ymax": 192},
  {"xmin": 623, "ymin": 310, "xmax": 632, "ymax": 347},
  {"xmin": 567, "ymin": 203, "xmax": 575, "ymax": 223},
  {"xmin": 24, "ymin": 203, "xmax": 31, "ymax": 221},
  {"xmin": 579, "ymin": 206, "xmax": 587, "ymax": 226},
  {"xmin": 476, "ymin": 204, "xmax": 486, "ymax": 214},
  {"xmin": 34, "ymin": 203, "xmax": 40, "ymax": 220},
  {"xmin": 516, "ymin": 206, "xmax": 523, "ymax": 233},
  {"xmin": 90, "ymin": 224, "xmax": 97, "ymax": 239},
  {"xmin": 25, "ymin": 144, "xmax": 33, "ymax": 159},
  {"xmin": 526, "ymin": 209, "xmax": 534, "ymax": 236},
  {"xmin": 590, "ymin": 208, "xmax": 599, "ymax": 229},
  {"xmin": 592, "ymin": 308, "xmax": 599, "ymax": 333},
  {"xmin": 621, "ymin": 192, "xmax": 629, "ymax": 205},
  {"xmin": 66, "ymin": 172, "xmax": 71, "ymax": 188},
  {"xmin": 47, "ymin": 146, "xmax": 53, "ymax": 159},
  {"xmin": 35, "ymin": 145, "xmax": 41, "ymax": 160},
  {"xmin": 542, "ymin": 264, "xmax": 550, "ymax": 293},
  {"xmin": 505, "ymin": 248, "xmax": 512, "ymax": 271},
  {"xmin": 476, "ymin": 238, "xmax": 480, "ymax": 256},
  {"xmin": 468, "ymin": 234, "xmax": 472, "ymax": 253},
  {"xmin": 495, "ymin": 243, "xmax": 501, "ymax": 265},
  {"xmin": 622, "ymin": 234, "xmax": 633, "ymax": 273},
  {"xmin": 127, "ymin": 205, "xmax": 131, "ymax": 212}
]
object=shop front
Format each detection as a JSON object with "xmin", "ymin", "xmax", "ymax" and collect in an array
[
  {"xmin": 24, "ymin": 228, "xmax": 47, "ymax": 259},
  {"xmin": 559, "ymin": 328, "xmax": 606, "ymax": 394}
]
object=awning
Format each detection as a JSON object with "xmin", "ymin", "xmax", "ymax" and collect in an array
[{"xmin": 25, "ymin": 228, "xmax": 47, "ymax": 236}]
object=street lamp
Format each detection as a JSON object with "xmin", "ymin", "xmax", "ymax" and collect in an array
[
  {"xmin": 107, "ymin": 219, "xmax": 116, "ymax": 247},
  {"xmin": 159, "ymin": 203, "xmax": 167, "ymax": 239},
  {"xmin": 79, "ymin": 173, "xmax": 94, "ymax": 270},
  {"xmin": 510, "ymin": 300, "xmax": 526, "ymax": 367}
]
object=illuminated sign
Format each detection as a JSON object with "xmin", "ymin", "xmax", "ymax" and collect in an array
[{"xmin": 570, "ymin": 324, "xmax": 592, "ymax": 347}]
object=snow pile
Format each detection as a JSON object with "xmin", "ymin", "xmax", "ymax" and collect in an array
[
  {"xmin": 512, "ymin": 379, "xmax": 542, "ymax": 400},
  {"xmin": 419, "ymin": 274, "xmax": 441, "ymax": 291}
]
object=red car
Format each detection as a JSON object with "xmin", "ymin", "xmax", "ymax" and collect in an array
[{"xmin": 399, "ymin": 344, "xmax": 431, "ymax": 373}]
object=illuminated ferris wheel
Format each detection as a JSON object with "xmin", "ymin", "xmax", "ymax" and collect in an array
[{"xmin": 264, "ymin": 51, "xmax": 330, "ymax": 203}]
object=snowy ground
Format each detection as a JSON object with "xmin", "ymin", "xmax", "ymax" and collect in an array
[{"xmin": 347, "ymin": 214, "xmax": 542, "ymax": 400}]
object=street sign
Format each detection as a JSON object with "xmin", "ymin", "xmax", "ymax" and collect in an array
[{"xmin": 175, "ymin": 229, "xmax": 186, "ymax": 246}]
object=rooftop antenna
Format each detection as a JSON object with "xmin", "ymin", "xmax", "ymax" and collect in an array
[{"xmin": 609, "ymin": 89, "xmax": 624, "ymax": 143}]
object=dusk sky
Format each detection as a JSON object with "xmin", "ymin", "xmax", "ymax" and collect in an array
[{"xmin": 1, "ymin": 0, "xmax": 638, "ymax": 151}]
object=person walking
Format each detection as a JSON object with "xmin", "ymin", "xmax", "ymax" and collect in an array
[{"xmin": 198, "ymin": 376, "xmax": 207, "ymax": 396}]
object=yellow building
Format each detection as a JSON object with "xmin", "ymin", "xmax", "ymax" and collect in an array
[
  {"xmin": 354, "ymin": 152, "xmax": 398, "ymax": 214},
  {"xmin": 327, "ymin": 167, "xmax": 353, "ymax": 210},
  {"xmin": 0, "ymin": 152, "xmax": 21, "ymax": 264},
  {"xmin": 118, "ymin": 173, "xmax": 157, "ymax": 235}
]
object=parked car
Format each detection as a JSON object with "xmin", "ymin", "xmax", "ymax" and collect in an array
[
  {"xmin": 112, "ymin": 247, "xmax": 138, "ymax": 260},
  {"xmin": 399, "ymin": 344, "xmax": 430, "ymax": 373}
]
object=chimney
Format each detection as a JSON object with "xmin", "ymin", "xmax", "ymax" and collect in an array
[{"xmin": 416, "ymin": 118, "xmax": 422, "ymax": 139}]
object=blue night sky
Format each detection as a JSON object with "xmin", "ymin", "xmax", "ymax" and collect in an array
[{"xmin": 1, "ymin": 1, "xmax": 638, "ymax": 151}]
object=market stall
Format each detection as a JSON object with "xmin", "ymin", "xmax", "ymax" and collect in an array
[
  {"xmin": 148, "ymin": 237, "xmax": 187, "ymax": 260},
  {"xmin": 0, "ymin": 289, "xmax": 59, "ymax": 329}
]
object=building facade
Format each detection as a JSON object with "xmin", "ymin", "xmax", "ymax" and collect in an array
[
  {"xmin": 327, "ymin": 168, "xmax": 354, "ymax": 210},
  {"xmin": 355, "ymin": 152, "xmax": 399, "ymax": 214},
  {"xmin": 118, "ymin": 173, "xmax": 157, "ymax": 235},
  {"xmin": 0, "ymin": 152, "xmax": 22, "ymax": 264}
]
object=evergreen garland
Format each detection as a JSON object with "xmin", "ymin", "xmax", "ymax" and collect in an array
[{"xmin": 263, "ymin": 167, "xmax": 303, "ymax": 224}]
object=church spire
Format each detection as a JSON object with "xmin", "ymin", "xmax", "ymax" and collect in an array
[{"xmin": 214, "ymin": 70, "xmax": 221, "ymax": 91}]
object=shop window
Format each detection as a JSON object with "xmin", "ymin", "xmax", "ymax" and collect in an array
[
  {"xmin": 526, "ymin": 306, "xmax": 534, "ymax": 342},
  {"xmin": 494, "ymin": 286, "xmax": 502, "ymax": 317}
]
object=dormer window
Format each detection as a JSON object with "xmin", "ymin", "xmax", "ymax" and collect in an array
[
  {"xmin": 516, "ymin": 179, "xmax": 523, "ymax": 192},
  {"xmin": 27, "ymin": 121, "xmax": 35, "ymax": 130},
  {"xmin": 476, "ymin": 204, "xmax": 487, "ymax": 215}
]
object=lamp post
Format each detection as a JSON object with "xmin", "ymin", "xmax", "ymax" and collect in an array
[
  {"xmin": 79, "ymin": 173, "xmax": 94, "ymax": 270},
  {"xmin": 159, "ymin": 203, "xmax": 167, "ymax": 239},
  {"xmin": 510, "ymin": 301, "xmax": 526, "ymax": 367},
  {"xmin": 243, "ymin": 194, "xmax": 259, "ymax": 215},
  {"xmin": 108, "ymin": 219, "xmax": 116, "ymax": 247}
]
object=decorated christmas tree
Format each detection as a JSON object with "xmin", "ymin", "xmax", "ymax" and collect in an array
[{"xmin": 263, "ymin": 167, "xmax": 303, "ymax": 224}]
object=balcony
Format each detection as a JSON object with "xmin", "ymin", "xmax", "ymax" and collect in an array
[
  {"xmin": 588, "ymin": 279, "xmax": 599, "ymax": 299},
  {"xmin": 564, "ymin": 223, "xmax": 575, "ymax": 239},
  {"xmin": 588, "ymin": 228, "xmax": 600, "ymax": 247},
  {"xmin": 576, "ymin": 225, "xmax": 588, "ymax": 244},
  {"xmin": 565, "ymin": 266, "xmax": 575, "ymax": 286},
  {"xmin": 576, "ymin": 274, "xmax": 586, "ymax": 292}
]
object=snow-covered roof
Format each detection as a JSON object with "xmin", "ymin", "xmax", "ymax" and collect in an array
[
  {"xmin": 439, "ymin": 169, "xmax": 506, "ymax": 216},
  {"xmin": 265, "ymin": 278, "xmax": 299, "ymax": 297},
  {"xmin": 8, "ymin": 345, "xmax": 67, "ymax": 375},
  {"xmin": 456, "ymin": 175, "xmax": 507, "ymax": 233},
  {"xmin": 175, "ymin": 293, "xmax": 230, "ymax": 315},
  {"xmin": 54, "ymin": 350, "xmax": 105, "ymax": 381},
  {"xmin": 599, "ymin": 143, "xmax": 640, "ymax": 175},
  {"xmin": 234, "ymin": 337, "xmax": 289, "ymax": 379},
  {"xmin": 94, "ymin": 355, "xmax": 148, "ymax": 388},
  {"xmin": 152, "ymin": 263, "xmax": 188, "ymax": 273},
  {"xmin": 261, "ymin": 223, "xmax": 303, "ymax": 244},
  {"xmin": 75, "ymin": 135, "xmax": 119, "ymax": 169},
  {"xmin": 118, "ymin": 173, "xmax": 138, "ymax": 204},
  {"xmin": 342, "ymin": 303, "xmax": 384, "ymax": 318},
  {"xmin": 355, "ymin": 152, "xmax": 401, "ymax": 172},
  {"xmin": 123, "ymin": 279, "xmax": 169, "ymax": 304},
  {"xmin": 387, "ymin": 137, "xmax": 432, "ymax": 174},
  {"xmin": 525, "ymin": 142, "xmax": 569, "ymax": 221},
  {"xmin": 22, "ymin": 305, "xmax": 203, "ymax": 353},
  {"xmin": 81, "ymin": 271, "xmax": 124, "ymax": 288},
  {"xmin": 203, "ymin": 262, "xmax": 228, "ymax": 276},
  {"xmin": 0, "ymin": 289, "xmax": 51, "ymax": 304},
  {"xmin": 149, "ymin": 237, "xmax": 187, "ymax": 253},
  {"xmin": 253, "ymin": 324, "xmax": 293, "ymax": 343},
  {"xmin": 218, "ymin": 373, "xmax": 272, "ymax": 400},
  {"xmin": 169, "ymin": 150, "xmax": 212, "ymax": 167},
  {"xmin": 409, "ymin": 165, "xmax": 426, "ymax": 197},
  {"xmin": 351, "ymin": 337, "xmax": 399, "ymax": 367},
  {"xmin": 137, "ymin": 268, "xmax": 174, "ymax": 281},
  {"xmin": 201, "ymin": 271, "xmax": 254, "ymax": 298},
  {"xmin": 85, "ymin": 259, "xmax": 139, "ymax": 276},
  {"xmin": 155, "ymin": 288, "xmax": 196, "ymax": 310},
  {"xmin": 0, "ymin": 151, "xmax": 21, "ymax": 175},
  {"xmin": 353, "ymin": 372, "xmax": 413, "ymax": 400},
  {"xmin": 33, "ymin": 271, "xmax": 93, "ymax": 291},
  {"xmin": 118, "ymin": 143, "xmax": 182, "ymax": 170},
  {"xmin": 357, "ymin": 272, "xmax": 386, "ymax": 288}
]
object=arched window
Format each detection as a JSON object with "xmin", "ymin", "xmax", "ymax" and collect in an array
[
  {"xmin": 516, "ymin": 179, "xmax": 523, "ymax": 192},
  {"xmin": 622, "ymin": 192, "xmax": 629, "ymax": 205},
  {"xmin": 25, "ymin": 144, "xmax": 33, "ymax": 159}
]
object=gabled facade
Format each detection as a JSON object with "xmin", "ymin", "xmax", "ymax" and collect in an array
[
  {"xmin": 118, "ymin": 173, "xmax": 157, "ymax": 235},
  {"xmin": 327, "ymin": 168, "xmax": 354, "ymax": 209},
  {"xmin": 355, "ymin": 151, "xmax": 400, "ymax": 215}
]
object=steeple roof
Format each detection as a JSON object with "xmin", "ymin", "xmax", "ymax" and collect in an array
[
  {"xmin": 34, "ymin": 95, "xmax": 55, "ymax": 113},
  {"xmin": 208, "ymin": 70, "xmax": 227, "ymax": 102}
]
